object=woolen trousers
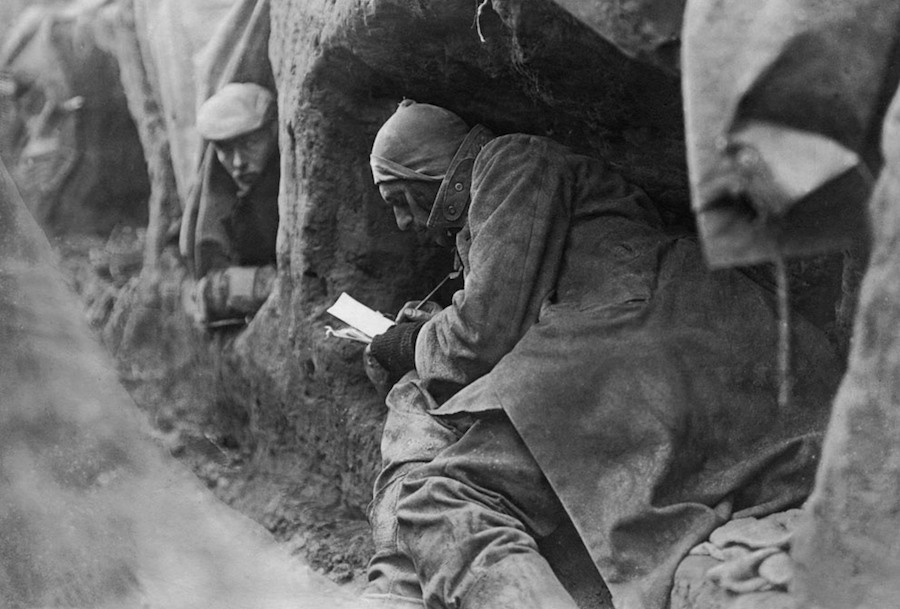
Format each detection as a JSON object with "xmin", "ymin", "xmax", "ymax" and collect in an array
[
  {"xmin": 396, "ymin": 411, "xmax": 579, "ymax": 609},
  {"xmin": 364, "ymin": 374, "xmax": 460, "ymax": 605}
]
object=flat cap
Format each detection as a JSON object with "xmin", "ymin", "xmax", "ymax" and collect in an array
[{"xmin": 196, "ymin": 82, "xmax": 274, "ymax": 141}]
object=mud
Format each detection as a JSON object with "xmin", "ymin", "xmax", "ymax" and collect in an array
[
  {"xmin": 53, "ymin": 233, "xmax": 375, "ymax": 590},
  {"xmin": 0, "ymin": 170, "xmax": 361, "ymax": 607}
]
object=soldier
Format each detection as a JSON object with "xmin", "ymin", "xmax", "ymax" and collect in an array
[
  {"xmin": 188, "ymin": 82, "xmax": 280, "ymax": 325},
  {"xmin": 361, "ymin": 100, "xmax": 841, "ymax": 609}
]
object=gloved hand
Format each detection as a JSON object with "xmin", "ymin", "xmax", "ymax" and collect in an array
[
  {"xmin": 395, "ymin": 300, "xmax": 442, "ymax": 323},
  {"xmin": 368, "ymin": 321, "xmax": 425, "ymax": 383},
  {"xmin": 363, "ymin": 343, "xmax": 392, "ymax": 398}
]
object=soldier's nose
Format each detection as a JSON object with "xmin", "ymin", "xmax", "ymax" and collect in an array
[
  {"xmin": 232, "ymin": 149, "xmax": 245, "ymax": 169},
  {"xmin": 393, "ymin": 206, "xmax": 413, "ymax": 231}
]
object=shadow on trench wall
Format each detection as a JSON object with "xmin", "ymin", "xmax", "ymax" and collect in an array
[{"xmin": 0, "ymin": 164, "xmax": 356, "ymax": 607}]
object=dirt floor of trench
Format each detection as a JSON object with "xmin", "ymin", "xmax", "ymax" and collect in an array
[{"xmin": 54, "ymin": 233, "xmax": 373, "ymax": 594}]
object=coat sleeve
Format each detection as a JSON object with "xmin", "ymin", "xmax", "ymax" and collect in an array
[{"xmin": 414, "ymin": 136, "xmax": 573, "ymax": 387}]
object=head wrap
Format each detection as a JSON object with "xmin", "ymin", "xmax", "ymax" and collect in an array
[
  {"xmin": 370, "ymin": 100, "xmax": 469, "ymax": 184},
  {"xmin": 196, "ymin": 83, "xmax": 274, "ymax": 141}
]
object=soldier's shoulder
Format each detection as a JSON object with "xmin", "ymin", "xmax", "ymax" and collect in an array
[{"xmin": 478, "ymin": 133, "xmax": 564, "ymax": 164}]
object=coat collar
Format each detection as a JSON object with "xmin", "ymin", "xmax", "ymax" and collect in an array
[{"xmin": 427, "ymin": 124, "xmax": 495, "ymax": 233}]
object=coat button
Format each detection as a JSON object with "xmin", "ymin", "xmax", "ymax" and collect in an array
[
  {"xmin": 454, "ymin": 182, "xmax": 464, "ymax": 191},
  {"xmin": 447, "ymin": 205, "xmax": 457, "ymax": 214}
]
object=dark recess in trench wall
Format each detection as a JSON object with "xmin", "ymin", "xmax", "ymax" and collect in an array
[{"xmin": 2, "ymin": 4, "xmax": 150, "ymax": 236}]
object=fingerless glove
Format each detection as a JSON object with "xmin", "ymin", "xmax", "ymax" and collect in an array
[{"xmin": 368, "ymin": 321, "xmax": 425, "ymax": 377}]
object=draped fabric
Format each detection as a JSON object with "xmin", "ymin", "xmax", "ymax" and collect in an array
[
  {"xmin": 133, "ymin": 0, "xmax": 236, "ymax": 205},
  {"xmin": 679, "ymin": 7, "xmax": 900, "ymax": 602},
  {"xmin": 681, "ymin": 0, "xmax": 900, "ymax": 267}
]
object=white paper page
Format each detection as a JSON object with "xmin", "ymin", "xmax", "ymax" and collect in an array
[{"xmin": 326, "ymin": 293, "xmax": 394, "ymax": 338}]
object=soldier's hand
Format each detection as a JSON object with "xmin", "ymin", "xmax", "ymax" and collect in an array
[
  {"xmin": 395, "ymin": 300, "xmax": 442, "ymax": 323},
  {"xmin": 363, "ymin": 344, "xmax": 392, "ymax": 397}
]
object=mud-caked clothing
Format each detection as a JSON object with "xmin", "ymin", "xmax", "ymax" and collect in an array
[
  {"xmin": 412, "ymin": 134, "xmax": 663, "ymax": 391},
  {"xmin": 377, "ymin": 133, "xmax": 840, "ymax": 609}
]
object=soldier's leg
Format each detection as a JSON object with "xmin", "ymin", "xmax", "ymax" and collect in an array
[
  {"xmin": 397, "ymin": 411, "xmax": 578, "ymax": 609},
  {"xmin": 363, "ymin": 374, "xmax": 460, "ymax": 606}
]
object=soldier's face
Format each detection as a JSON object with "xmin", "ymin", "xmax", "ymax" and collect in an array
[
  {"xmin": 378, "ymin": 180, "xmax": 439, "ymax": 234},
  {"xmin": 214, "ymin": 124, "xmax": 277, "ymax": 195}
]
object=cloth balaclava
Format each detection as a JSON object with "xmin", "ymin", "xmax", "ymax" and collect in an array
[{"xmin": 370, "ymin": 100, "xmax": 469, "ymax": 184}]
